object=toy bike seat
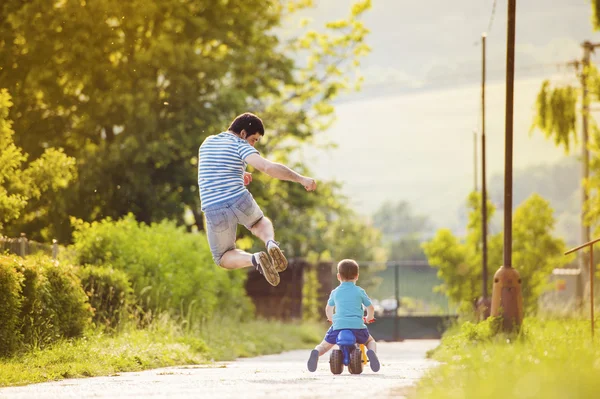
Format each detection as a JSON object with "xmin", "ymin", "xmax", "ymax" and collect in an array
[{"xmin": 336, "ymin": 330, "xmax": 357, "ymax": 346}]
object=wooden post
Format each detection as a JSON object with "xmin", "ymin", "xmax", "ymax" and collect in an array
[
  {"xmin": 565, "ymin": 237, "xmax": 600, "ymax": 339},
  {"xmin": 490, "ymin": 0, "xmax": 524, "ymax": 331},
  {"xmin": 591, "ymin": 245, "xmax": 595, "ymax": 340},
  {"xmin": 19, "ymin": 233, "xmax": 27, "ymax": 257},
  {"xmin": 52, "ymin": 239, "xmax": 58, "ymax": 260}
]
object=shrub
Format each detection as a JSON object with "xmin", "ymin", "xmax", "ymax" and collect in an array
[
  {"xmin": 19, "ymin": 259, "xmax": 53, "ymax": 348},
  {"xmin": 20, "ymin": 256, "xmax": 92, "ymax": 348},
  {"xmin": 78, "ymin": 265, "xmax": 132, "ymax": 330},
  {"xmin": 71, "ymin": 214, "xmax": 253, "ymax": 323},
  {"xmin": 0, "ymin": 256, "xmax": 23, "ymax": 357},
  {"xmin": 43, "ymin": 259, "xmax": 92, "ymax": 338}
]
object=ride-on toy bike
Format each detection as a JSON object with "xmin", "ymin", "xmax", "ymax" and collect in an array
[{"xmin": 329, "ymin": 318, "xmax": 376, "ymax": 375}]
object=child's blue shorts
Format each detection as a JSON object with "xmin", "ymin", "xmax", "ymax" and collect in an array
[{"xmin": 324, "ymin": 326, "xmax": 370, "ymax": 345}]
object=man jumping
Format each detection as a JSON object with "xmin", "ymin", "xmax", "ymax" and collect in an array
[{"xmin": 198, "ymin": 112, "xmax": 317, "ymax": 286}]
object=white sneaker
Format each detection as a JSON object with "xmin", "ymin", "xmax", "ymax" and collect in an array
[
  {"xmin": 252, "ymin": 252, "xmax": 280, "ymax": 286},
  {"xmin": 267, "ymin": 240, "xmax": 288, "ymax": 272}
]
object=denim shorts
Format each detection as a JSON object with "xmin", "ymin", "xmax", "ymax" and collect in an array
[
  {"xmin": 203, "ymin": 191, "xmax": 264, "ymax": 265},
  {"xmin": 324, "ymin": 326, "xmax": 370, "ymax": 345}
]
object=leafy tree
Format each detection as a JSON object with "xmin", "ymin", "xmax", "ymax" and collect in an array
[
  {"xmin": 373, "ymin": 201, "xmax": 430, "ymax": 239},
  {"xmin": 511, "ymin": 195, "xmax": 571, "ymax": 312},
  {"xmin": 423, "ymin": 192, "xmax": 499, "ymax": 313},
  {"xmin": 388, "ymin": 237, "xmax": 428, "ymax": 261},
  {"xmin": 0, "ymin": 0, "xmax": 371, "ymax": 244},
  {"xmin": 531, "ymin": 54, "xmax": 600, "ymax": 281},
  {"xmin": 423, "ymin": 192, "xmax": 568, "ymax": 314},
  {"xmin": 593, "ymin": 1, "xmax": 600, "ymax": 29},
  {"xmin": 0, "ymin": 89, "xmax": 75, "ymax": 234},
  {"xmin": 531, "ymin": 81, "xmax": 579, "ymax": 152},
  {"xmin": 372, "ymin": 200, "xmax": 431, "ymax": 261}
]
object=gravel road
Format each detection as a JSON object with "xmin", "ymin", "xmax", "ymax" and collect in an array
[{"xmin": 0, "ymin": 340, "xmax": 440, "ymax": 399}]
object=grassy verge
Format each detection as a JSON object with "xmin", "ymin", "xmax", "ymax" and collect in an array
[
  {"xmin": 0, "ymin": 315, "xmax": 323, "ymax": 387},
  {"xmin": 413, "ymin": 317, "xmax": 600, "ymax": 399}
]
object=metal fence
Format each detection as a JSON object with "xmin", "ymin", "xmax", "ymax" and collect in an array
[
  {"xmin": 328, "ymin": 260, "xmax": 458, "ymax": 341},
  {"xmin": 0, "ymin": 234, "xmax": 59, "ymax": 259},
  {"xmin": 331, "ymin": 260, "xmax": 455, "ymax": 316}
]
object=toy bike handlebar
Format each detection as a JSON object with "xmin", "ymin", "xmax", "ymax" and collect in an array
[{"xmin": 326, "ymin": 318, "xmax": 376, "ymax": 324}]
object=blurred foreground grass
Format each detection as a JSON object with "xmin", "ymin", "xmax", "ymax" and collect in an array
[
  {"xmin": 0, "ymin": 315, "xmax": 322, "ymax": 387},
  {"xmin": 413, "ymin": 317, "xmax": 600, "ymax": 399}
]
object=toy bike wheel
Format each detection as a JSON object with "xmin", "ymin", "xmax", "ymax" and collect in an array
[
  {"xmin": 348, "ymin": 347, "xmax": 364, "ymax": 374},
  {"xmin": 330, "ymin": 349, "xmax": 344, "ymax": 374}
]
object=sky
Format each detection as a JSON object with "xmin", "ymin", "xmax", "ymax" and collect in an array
[{"xmin": 290, "ymin": 0, "xmax": 600, "ymax": 234}]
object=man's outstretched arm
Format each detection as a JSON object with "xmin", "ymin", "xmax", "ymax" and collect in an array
[{"xmin": 246, "ymin": 153, "xmax": 317, "ymax": 191}]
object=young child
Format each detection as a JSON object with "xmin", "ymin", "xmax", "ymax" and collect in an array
[{"xmin": 307, "ymin": 259, "xmax": 380, "ymax": 372}]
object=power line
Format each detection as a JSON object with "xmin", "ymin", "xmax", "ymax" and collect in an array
[
  {"xmin": 473, "ymin": 0, "xmax": 499, "ymax": 46},
  {"xmin": 487, "ymin": 0, "xmax": 498, "ymax": 34}
]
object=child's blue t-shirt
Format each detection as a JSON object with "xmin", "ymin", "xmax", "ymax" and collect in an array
[{"xmin": 328, "ymin": 281, "xmax": 372, "ymax": 330}]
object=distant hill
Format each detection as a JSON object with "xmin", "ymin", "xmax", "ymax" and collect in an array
[
  {"xmin": 487, "ymin": 156, "xmax": 581, "ymax": 246},
  {"xmin": 292, "ymin": 0, "xmax": 595, "ymax": 245}
]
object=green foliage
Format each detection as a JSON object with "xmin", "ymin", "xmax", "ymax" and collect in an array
[
  {"xmin": 531, "ymin": 80, "xmax": 578, "ymax": 152},
  {"xmin": 19, "ymin": 255, "xmax": 92, "ymax": 348},
  {"xmin": 585, "ymin": 125, "xmax": 600, "ymax": 247},
  {"xmin": 423, "ymin": 192, "xmax": 499, "ymax": 313},
  {"xmin": 0, "ymin": 254, "xmax": 91, "ymax": 355},
  {"xmin": 78, "ymin": 265, "xmax": 133, "ymax": 331},
  {"xmin": 593, "ymin": 0, "xmax": 600, "ymax": 30},
  {"xmin": 416, "ymin": 317, "xmax": 600, "ymax": 399},
  {"xmin": 0, "ymin": 89, "xmax": 76, "ymax": 235},
  {"xmin": 302, "ymin": 265, "xmax": 322, "ymax": 322},
  {"xmin": 237, "ymin": 173, "xmax": 385, "ymax": 291},
  {"xmin": 0, "ymin": 256, "xmax": 23, "ymax": 357},
  {"xmin": 511, "ymin": 195, "xmax": 570, "ymax": 312},
  {"xmin": 423, "ymin": 192, "xmax": 569, "ymax": 314},
  {"xmin": 427, "ymin": 316, "xmax": 504, "ymax": 358},
  {"xmin": 530, "ymin": 62, "xmax": 600, "ymax": 249},
  {"xmin": 0, "ymin": 0, "xmax": 371, "ymax": 244},
  {"xmin": 40, "ymin": 258, "xmax": 92, "ymax": 338},
  {"xmin": 71, "ymin": 214, "xmax": 253, "ymax": 323},
  {"xmin": 19, "ymin": 260, "xmax": 54, "ymax": 349}
]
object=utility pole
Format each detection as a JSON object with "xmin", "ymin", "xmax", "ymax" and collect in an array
[
  {"xmin": 481, "ymin": 32, "xmax": 489, "ymax": 303},
  {"xmin": 490, "ymin": 0, "xmax": 523, "ymax": 331},
  {"xmin": 474, "ymin": 130, "xmax": 478, "ymax": 192},
  {"xmin": 556, "ymin": 42, "xmax": 600, "ymax": 306},
  {"xmin": 477, "ymin": 33, "xmax": 491, "ymax": 320},
  {"xmin": 580, "ymin": 41, "xmax": 595, "ymax": 287}
]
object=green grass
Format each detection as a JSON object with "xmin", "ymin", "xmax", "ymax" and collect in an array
[
  {"xmin": 0, "ymin": 315, "xmax": 323, "ymax": 387},
  {"xmin": 413, "ymin": 317, "xmax": 600, "ymax": 399}
]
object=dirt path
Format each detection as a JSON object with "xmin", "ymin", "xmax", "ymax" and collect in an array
[{"xmin": 0, "ymin": 340, "xmax": 440, "ymax": 399}]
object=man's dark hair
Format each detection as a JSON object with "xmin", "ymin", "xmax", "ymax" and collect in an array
[
  {"xmin": 338, "ymin": 259, "xmax": 359, "ymax": 281},
  {"xmin": 228, "ymin": 112, "xmax": 265, "ymax": 136}
]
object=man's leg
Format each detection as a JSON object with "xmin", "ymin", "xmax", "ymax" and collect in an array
[
  {"xmin": 249, "ymin": 216, "xmax": 274, "ymax": 244},
  {"xmin": 250, "ymin": 217, "xmax": 288, "ymax": 272},
  {"xmin": 205, "ymin": 205, "xmax": 279, "ymax": 286},
  {"xmin": 219, "ymin": 249, "xmax": 280, "ymax": 286},
  {"xmin": 233, "ymin": 193, "xmax": 288, "ymax": 272},
  {"xmin": 218, "ymin": 249, "xmax": 253, "ymax": 270}
]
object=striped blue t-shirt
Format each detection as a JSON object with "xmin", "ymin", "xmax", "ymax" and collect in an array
[{"xmin": 198, "ymin": 132, "xmax": 259, "ymax": 210}]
